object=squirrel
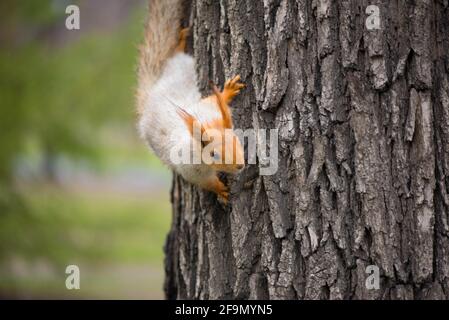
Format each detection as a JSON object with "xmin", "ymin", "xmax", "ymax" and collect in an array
[{"xmin": 136, "ymin": 0, "xmax": 245, "ymax": 203}]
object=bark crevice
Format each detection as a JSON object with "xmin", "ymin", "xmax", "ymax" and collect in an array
[{"xmin": 164, "ymin": 0, "xmax": 449, "ymax": 300}]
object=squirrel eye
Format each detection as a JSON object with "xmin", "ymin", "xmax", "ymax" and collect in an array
[{"xmin": 210, "ymin": 150, "xmax": 220, "ymax": 160}]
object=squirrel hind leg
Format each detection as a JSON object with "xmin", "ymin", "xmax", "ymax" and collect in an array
[{"xmin": 175, "ymin": 27, "xmax": 190, "ymax": 53}]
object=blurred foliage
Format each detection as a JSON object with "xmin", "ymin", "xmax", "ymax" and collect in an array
[
  {"xmin": 0, "ymin": 0, "xmax": 61, "ymax": 31},
  {"xmin": 0, "ymin": 1, "xmax": 146, "ymax": 209},
  {"xmin": 0, "ymin": 1, "xmax": 171, "ymax": 298}
]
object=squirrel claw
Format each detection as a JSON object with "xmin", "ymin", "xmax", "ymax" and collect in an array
[
  {"xmin": 216, "ymin": 184, "xmax": 229, "ymax": 203},
  {"xmin": 203, "ymin": 177, "xmax": 229, "ymax": 203},
  {"xmin": 218, "ymin": 191, "xmax": 229, "ymax": 204},
  {"xmin": 225, "ymin": 75, "xmax": 245, "ymax": 90},
  {"xmin": 218, "ymin": 185, "xmax": 229, "ymax": 202}
]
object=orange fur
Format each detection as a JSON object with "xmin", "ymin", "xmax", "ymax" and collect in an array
[
  {"xmin": 176, "ymin": 27, "xmax": 189, "ymax": 52},
  {"xmin": 211, "ymin": 84, "xmax": 232, "ymax": 129},
  {"xmin": 200, "ymin": 176, "xmax": 229, "ymax": 203},
  {"xmin": 222, "ymin": 75, "xmax": 245, "ymax": 104},
  {"xmin": 201, "ymin": 75, "xmax": 245, "ymax": 130},
  {"xmin": 176, "ymin": 107, "xmax": 206, "ymax": 139}
]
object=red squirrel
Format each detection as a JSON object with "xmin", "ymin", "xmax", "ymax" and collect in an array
[{"xmin": 136, "ymin": 0, "xmax": 245, "ymax": 202}]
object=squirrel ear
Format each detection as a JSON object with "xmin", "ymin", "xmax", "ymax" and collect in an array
[
  {"xmin": 177, "ymin": 108, "xmax": 205, "ymax": 141},
  {"xmin": 210, "ymin": 82, "xmax": 232, "ymax": 129}
]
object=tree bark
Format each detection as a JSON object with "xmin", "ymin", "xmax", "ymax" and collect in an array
[{"xmin": 164, "ymin": 0, "xmax": 449, "ymax": 299}]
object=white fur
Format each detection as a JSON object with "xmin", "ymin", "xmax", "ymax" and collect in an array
[{"xmin": 138, "ymin": 52, "xmax": 220, "ymax": 184}]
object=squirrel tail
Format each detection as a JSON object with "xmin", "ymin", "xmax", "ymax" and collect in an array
[{"xmin": 136, "ymin": 0, "xmax": 184, "ymax": 115}]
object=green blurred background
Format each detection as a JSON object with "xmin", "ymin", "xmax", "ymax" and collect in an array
[{"xmin": 0, "ymin": 0, "xmax": 171, "ymax": 298}]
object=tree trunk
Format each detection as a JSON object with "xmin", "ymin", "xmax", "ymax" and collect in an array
[{"xmin": 164, "ymin": 0, "xmax": 449, "ymax": 300}]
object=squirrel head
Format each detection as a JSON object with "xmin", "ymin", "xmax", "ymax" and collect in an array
[
  {"xmin": 201, "ymin": 123, "xmax": 245, "ymax": 174},
  {"xmin": 177, "ymin": 86, "xmax": 245, "ymax": 173}
]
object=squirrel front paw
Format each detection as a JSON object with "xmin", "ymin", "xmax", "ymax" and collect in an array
[
  {"xmin": 202, "ymin": 176, "xmax": 229, "ymax": 203},
  {"xmin": 212, "ymin": 178, "xmax": 229, "ymax": 203},
  {"xmin": 217, "ymin": 185, "xmax": 229, "ymax": 203},
  {"xmin": 223, "ymin": 75, "xmax": 245, "ymax": 103}
]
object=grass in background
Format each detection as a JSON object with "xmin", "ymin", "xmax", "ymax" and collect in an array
[{"xmin": 0, "ymin": 185, "xmax": 171, "ymax": 299}]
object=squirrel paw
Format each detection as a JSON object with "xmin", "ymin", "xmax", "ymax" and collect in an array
[
  {"xmin": 180, "ymin": 27, "xmax": 190, "ymax": 40},
  {"xmin": 216, "ymin": 185, "xmax": 229, "ymax": 203},
  {"xmin": 176, "ymin": 27, "xmax": 190, "ymax": 52},
  {"xmin": 202, "ymin": 176, "xmax": 229, "ymax": 203},
  {"xmin": 223, "ymin": 75, "xmax": 245, "ymax": 103}
]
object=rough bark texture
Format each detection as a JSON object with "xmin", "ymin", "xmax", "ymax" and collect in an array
[{"xmin": 164, "ymin": 0, "xmax": 449, "ymax": 299}]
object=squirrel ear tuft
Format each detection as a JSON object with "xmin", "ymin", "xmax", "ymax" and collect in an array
[{"xmin": 177, "ymin": 108, "xmax": 205, "ymax": 141}]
